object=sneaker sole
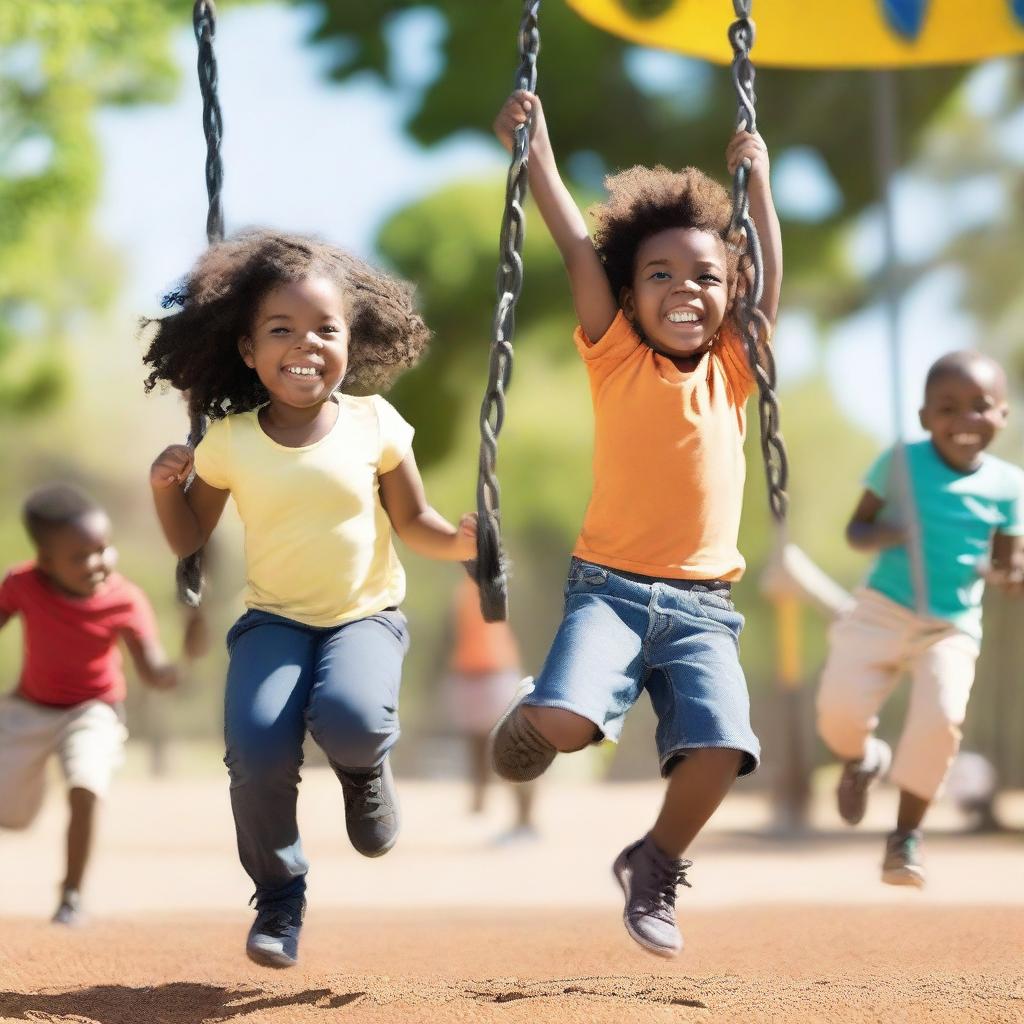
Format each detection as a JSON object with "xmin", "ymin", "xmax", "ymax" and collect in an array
[
  {"xmin": 881, "ymin": 866, "xmax": 925, "ymax": 889},
  {"xmin": 611, "ymin": 858, "xmax": 682, "ymax": 959},
  {"xmin": 246, "ymin": 943, "xmax": 298, "ymax": 969},
  {"xmin": 352, "ymin": 831, "xmax": 399, "ymax": 859},
  {"xmin": 837, "ymin": 740, "xmax": 893, "ymax": 826}
]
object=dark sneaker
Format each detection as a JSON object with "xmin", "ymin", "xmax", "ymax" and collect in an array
[
  {"xmin": 246, "ymin": 896, "xmax": 305, "ymax": 968},
  {"xmin": 51, "ymin": 888, "xmax": 83, "ymax": 926},
  {"xmin": 333, "ymin": 757, "xmax": 400, "ymax": 858},
  {"xmin": 491, "ymin": 679, "xmax": 557, "ymax": 783},
  {"xmin": 837, "ymin": 738, "xmax": 892, "ymax": 825},
  {"xmin": 881, "ymin": 829, "xmax": 926, "ymax": 888},
  {"xmin": 612, "ymin": 835, "xmax": 692, "ymax": 958}
]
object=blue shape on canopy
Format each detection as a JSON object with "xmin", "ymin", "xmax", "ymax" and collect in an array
[
  {"xmin": 879, "ymin": 0, "xmax": 929, "ymax": 40},
  {"xmin": 1012, "ymin": 0, "xmax": 1024, "ymax": 28}
]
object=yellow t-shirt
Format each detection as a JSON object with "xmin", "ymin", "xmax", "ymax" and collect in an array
[
  {"xmin": 573, "ymin": 311, "xmax": 756, "ymax": 581},
  {"xmin": 194, "ymin": 394, "xmax": 414, "ymax": 627}
]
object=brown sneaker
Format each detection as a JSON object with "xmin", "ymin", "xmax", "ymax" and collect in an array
[
  {"xmin": 881, "ymin": 829, "xmax": 926, "ymax": 888},
  {"xmin": 612, "ymin": 835, "xmax": 692, "ymax": 957},
  {"xmin": 491, "ymin": 679, "xmax": 557, "ymax": 782},
  {"xmin": 837, "ymin": 738, "xmax": 892, "ymax": 825}
]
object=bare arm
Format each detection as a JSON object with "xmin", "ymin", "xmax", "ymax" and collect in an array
[
  {"xmin": 150, "ymin": 444, "xmax": 229, "ymax": 558},
  {"xmin": 494, "ymin": 90, "xmax": 618, "ymax": 342},
  {"xmin": 985, "ymin": 532, "xmax": 1024, "ymax": 595},
  {"xmin": 726, "ymin": 127, "xmax": 783, "ymax": 326},
  {"xmin": 378, "ymin": 452, "xmax": 476, "ymax": 562},
  {"xmin": 122, "ymin": 632, "xmax": 177, "ymax": 689},
  {"xmin": 845, "ymin": 490, "xmax": 907, "ymax": 552}
]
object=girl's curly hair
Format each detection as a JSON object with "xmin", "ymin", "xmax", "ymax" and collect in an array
[
  {"xmin": 590, "ymin": 165, "xmax": 747, "ymax": 304},
  {"xmin": 142, "ymin": 230, "xmax": 430, "ymax": 419}
]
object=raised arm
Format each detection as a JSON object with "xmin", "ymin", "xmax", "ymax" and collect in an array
[
  {"xmin": 845, "ymin": 490, "xmax": 906, "ymax": 553},
  {"xmin": 150, "ymin": 444, "xmax": 229, "ymax": 558},
  {"xmin": 494, "ymin": 90, "xmax": 618, "ymax": 342},
  {"xmin": 726, "ymin": 126, "xmax": 783, "ymax": 326}
]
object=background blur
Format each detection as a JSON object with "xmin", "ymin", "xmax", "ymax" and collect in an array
[{"xmin": 2, "ymin": 0, "xmax": 1023, "ymax": 802}]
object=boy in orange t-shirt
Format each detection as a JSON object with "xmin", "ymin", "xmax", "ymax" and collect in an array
[{"xmin": 491, "ymin": 91, "xmax": 782, "ymax": 957}]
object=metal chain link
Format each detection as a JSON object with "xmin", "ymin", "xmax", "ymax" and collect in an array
[
  {"xmin": 176, "ymin": 0, "xmax": 225, "ymax": 608},
  {"xmin": 472, "ymin": 0, "xmax": 541, "ymax": 622},
  {"xmin": 727, "ymin": 0, "xmax": 788, "ymax": 527}
]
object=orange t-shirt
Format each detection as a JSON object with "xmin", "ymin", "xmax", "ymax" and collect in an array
[
  {"xmin": 449, "ymin": 578, "xmax": 520, "ymax": 674},
  {"xmin": 572, "ymin": 311, "xmax": 756, "ymax": 581}
]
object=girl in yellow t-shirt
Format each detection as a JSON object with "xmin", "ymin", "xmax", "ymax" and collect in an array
[
  {"xmin": 490, "ymin": 92, "xmax": 783, "ymax": 958},
  {"xmin": 146, "ymin": 230, "xmax": 475, "ymax": 969}
]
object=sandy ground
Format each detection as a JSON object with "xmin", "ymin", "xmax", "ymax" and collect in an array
[{"xmin": 2, "ymin": 761, "xmax": 1023, "ymax": 1023}]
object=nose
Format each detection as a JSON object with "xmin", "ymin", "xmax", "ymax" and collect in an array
[
  {"xmin": 673, "ymin": 278, "xmax": 700, "ymax": 295},
  {"xmin": 300, "ymin": 332, "xmax": 324, "ymax": 350}
]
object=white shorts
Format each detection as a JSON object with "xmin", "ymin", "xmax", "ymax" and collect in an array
[
  {"xmin": 0, "ymin": 695, "xmax": 128, "ymax": 829},
  {"xmin": 445, "ymin": 669, "xmax": 522, "ymax": 736}
]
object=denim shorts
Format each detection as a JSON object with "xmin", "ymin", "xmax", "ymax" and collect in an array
[{"xmin": 525, "ymin": 558, "xmax": 760, "ymax": 777}]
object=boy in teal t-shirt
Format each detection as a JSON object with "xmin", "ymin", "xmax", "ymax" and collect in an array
[{"xmin": 817, "ymin": 351, "xmax": 1024, "ymax": 887}]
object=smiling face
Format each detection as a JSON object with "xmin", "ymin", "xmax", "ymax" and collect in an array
[
  {"xmin": 239, "ymin": 275, "xmax": 349, "ymax": 410},
  {"xmin": 620, "ymin": 227, "xmax": 730, "ymax": 359},
  {"xmin": 37, "ymin": 510, "xmax": 116, "ymax": 598},
  {"xmin": 920, "ymin": 358, "xmax": 1008, "ymax": 472}
]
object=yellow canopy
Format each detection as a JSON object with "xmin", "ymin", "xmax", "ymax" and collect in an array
[{"xmin": 564, "ymin": 0, "xmax": 1024, "ymax": 68}]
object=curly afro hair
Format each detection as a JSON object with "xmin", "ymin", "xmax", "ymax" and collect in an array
[
  {"xmin": 590, "ymin": 165, "xmax": 746, "ymax": 304},
  {"xmin": 142, "ymin": 230, "xmax": 431, "ymax": 419}
]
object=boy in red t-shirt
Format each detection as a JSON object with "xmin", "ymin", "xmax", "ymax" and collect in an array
[{"xmin": 0, "ymin": 483, "xmax": 195, "ymax": 924}]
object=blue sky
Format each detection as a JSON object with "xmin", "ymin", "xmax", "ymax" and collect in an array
[{"xmin": 94, "ymin": 3, "xmax": 1014, "ymax": 445}]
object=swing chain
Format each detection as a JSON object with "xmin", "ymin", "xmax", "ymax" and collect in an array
[
  {"xmin": 728, "ymin": 1, "xmax": 788, "ymax": 524},
  {"xmin": 194, "ymin": 0, "xmax": 225, "ymax": 245},
  {"xmin": 473, "ymin": 0, "xmax": 541, "ymax": 622},
  {"xmin": 177, "ymin": 0, "xmax": 225, "ymax": 608}
]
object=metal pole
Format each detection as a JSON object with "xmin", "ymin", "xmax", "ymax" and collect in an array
[{"xmin": 872, "ymin": 69, "xmax": 928, "ymax": 616}]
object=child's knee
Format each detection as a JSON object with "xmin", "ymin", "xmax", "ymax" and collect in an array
[{"xmin": 522, "ymin": 705, "xmax": 600, "ymax": 752}]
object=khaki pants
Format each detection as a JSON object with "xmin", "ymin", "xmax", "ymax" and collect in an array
[
  {"xmin": 816, "ymin": 588, "xmax": 979, "ymax": 801},
  {"xmin": 0, "ymin": 695, "xmax": 127, "ymax": 830}
]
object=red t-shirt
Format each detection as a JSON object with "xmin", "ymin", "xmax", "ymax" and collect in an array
[{"xmin": 0, "ymin": 562, "xmax": 158, "ymax": 706}]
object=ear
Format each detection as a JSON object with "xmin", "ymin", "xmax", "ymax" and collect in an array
[
  {"xmin": 997, "ymin": 401, "xmax": 1009, "ymax": 426},
  {"xmin": 238, "ymin": 336, "xmax": 255, "ymax": 369},
  {"xmin": 918, "ymin": 406, "xmax": 929, "ymax": 431},
  {"xmin": 619, "ymin": 286, "xmax": 636, "ymax": 322}
]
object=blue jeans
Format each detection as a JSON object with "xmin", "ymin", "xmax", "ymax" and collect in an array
[
  {"xmin": 224, "ymin": 607, "xmax": 409, "ymax": 903},
  {"xmin": 525, "ymin": 558, "xmax": 760, "ymax": 777}
]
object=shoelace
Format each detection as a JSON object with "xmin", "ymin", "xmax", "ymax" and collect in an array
[
  {"xmin": 249, "ymin": 892, "xmax": 304, "ymax": 935},
  {"xmin": 635, "ymin": 858, "xmax": 693, "ymax": 923},
  {"xmin": 337, "ymin": 768, "xmax": 387, "ymax": 818}
]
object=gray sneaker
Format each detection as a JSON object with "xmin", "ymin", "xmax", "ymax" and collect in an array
[
  {"xmin": 881, "ymin": 829, "xmax": 926, "ymax": 888},
  {"xmin": 837, "ymin": 738, "xmax": 892, "ymax": 825},
  {"xmin": 333, "ymin": 757, "xmax": 400, "ymax": 858},
  {"xmin": 246, "ymin": 895, "xmax": 305, "ymax": 968},
  {"xmin": 51, "ymin": 888, "xmax": 83, "ymax": 926},
  {"xmin": 612, "ymin": 835, "xmax": 692, "ymax": 957}
]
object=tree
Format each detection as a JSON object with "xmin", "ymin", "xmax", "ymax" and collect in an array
[{"xmin": 0, "ymin": 1, "xmax": 200, "ymax": 414}]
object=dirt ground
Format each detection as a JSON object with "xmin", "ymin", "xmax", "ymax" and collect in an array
[{"xmin": 2, "ymin": 762, "xmax": 1023, "ymax": 1023}]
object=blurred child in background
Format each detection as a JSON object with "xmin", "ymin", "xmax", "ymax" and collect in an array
[
  {"xmin": 817, "ymin": 351, "xmax": 1024, "ymax": 887},
  {"xmin": 445, "ymin": 576, "xmax": 536, "ymax": 842},
  {"xmin": 0, "ymin": 483, "xmax": 198, "ymax": 925}
]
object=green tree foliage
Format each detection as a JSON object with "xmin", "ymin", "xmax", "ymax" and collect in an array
[{"xmin": 0, "ymin": 1, "xmax": 199, "ymax": 415}]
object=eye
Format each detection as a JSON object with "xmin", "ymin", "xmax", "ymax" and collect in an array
[
  {"xmin": 699, "ymin": 273, "xmax": 722, "ymax": 284},
  {"xmin": 269, "ymin": 326, "xmax": 291, "ymax": 335},
  {"xmin": 649, "ymin": 270, "xmax": 670, "ymax": 281},
  {"xmin": 320, "ymin": 324, "xmax": 340, "ymax": 335}
]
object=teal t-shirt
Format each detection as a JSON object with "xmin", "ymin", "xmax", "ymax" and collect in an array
[{"xmin": 864, "ymin": 440, "xmax": 1024, "ymax": 639}]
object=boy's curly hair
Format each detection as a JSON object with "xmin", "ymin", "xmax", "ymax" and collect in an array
[
  {"xmin": 590, "ymin": 165, "xmax": 747, "ymax": 305},
  {"xmin": 142, "ymin": 230, "xmax": 430, "ymax": 419}
]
